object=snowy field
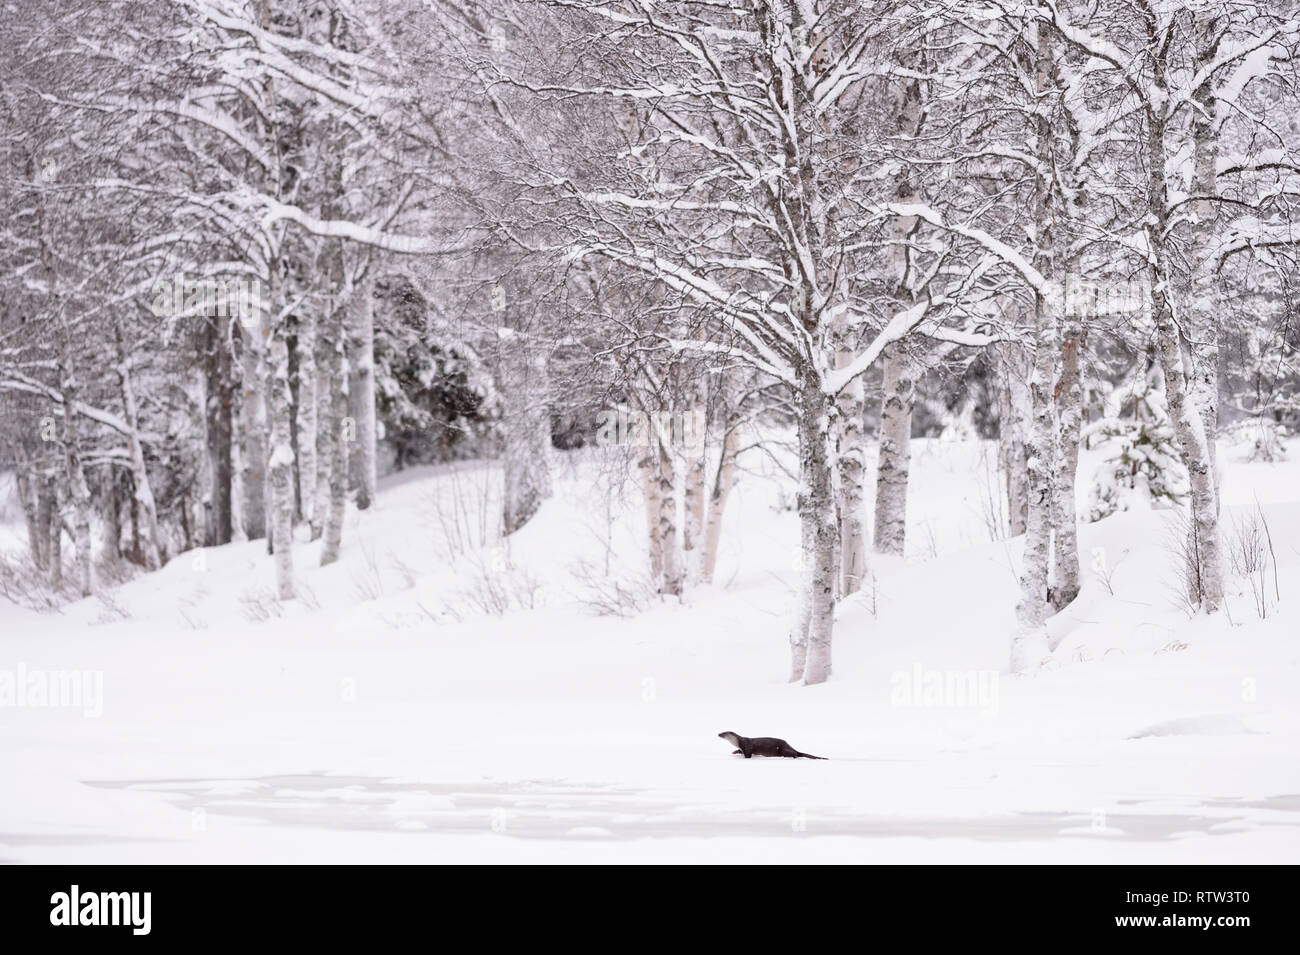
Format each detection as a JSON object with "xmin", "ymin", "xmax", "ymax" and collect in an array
[{"xmin": 1, "ymin": 437, "xmax": 1298, "ymax": 864}]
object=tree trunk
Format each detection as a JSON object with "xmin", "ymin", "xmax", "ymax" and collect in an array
[
  {"xmin": 179, "ymin": 490, "xmax": 194, "ymax": 553},
  {"xmin": 834, "ymin": 337, "xmax": 868, "ymax": 594},
  {"xmin": 655, "ymin": 426, "xmax": 683, "ymax": 597},
  {"xmin": 1188, "ymin": 11, "xmax": 1222, "ymax": 507},
  {"xmin": 205, "ymin": 311, "xmax": 234, "ymax": 546},
  {"xmin": 997, "ymin": 345, "xmax": 1031, "ymax": 537},
  {"xmin": 266, "ymin": 283, "xmax": 297, "ymax": 600},
  {"xmin": 873, "ymin": 345, "xmax": 916, "ymax": 557},
  {"xmin": 287, "ymin": 315, "xmax": 303, "ymax": 522},
  {"xmin": 639, "ymin": 435, "xmax": 664, "ymax": 585},
  {"xmin": 320, "ymin": 300, "xmax": 349, "ymax": 567},
  {"xmin": 46, "ymin": 475, "xmax": 62, "ymax": 590},
  {"xmin": 1051, "ymin": 320, "xmax": 1084, "ymax": 611},
  {"xmin": 1151, "ymin": 287, "xmax": 1224, "ymax": 611},
  {"xmin": 295, "ymin": 308, "xmax": 318, "ymax": 531},
  {"xmin": 1146, "ymin": 83, "xmax": 1224, "ymax": 613},
  {"xmin": 1011, "ymin": 304, "xmax": 1060, "ymax": 672},
  {"xmin": 229, "ymin": 414, "xmax": 245, "ymax": 541},
  {"xmin": 1052, "ymin": 106, "xmax": 1088, "ymax": 611},
  {"xmin": 238, "ymin": 319, "xmax": 268, "ymax": 541},
  {"xmin": 788, "ymin": 491, "xmax": 814, "ymax": 683},
  {"xmin": 681, "ymin": 385, "xmax": 708, "ymax": 573},
  {"xmin": 1011, "ymin": 26, "xmax": 1059, "ymax": 674},
  {"xmin": 128, "ymin": 475, "xmax": 142, "ymax": 564},
  {"xmin": 871, "ymin": 64, "xmax": 924, "ymax": 564},
  {"xmin": 500, "ymin": 330, "xmax": 552, "ymax": 536},
  {"xmin": 700, "ymin": 411, "xmax": 739, "ymax": 585},
  {"xmin": 14, "ymin": 458, "xmax": 44, "ymax": 569},
  {"xmin": 113, "ymin": 324, "xmax": 163, "ymax": 570},
  {"xmin": 312, "ymin": 310, "xmax": 334, "ymax": 542},
  {"xmin": 348, "ymin": 280, "xmax": 378, "ymax": 510},
  {"xmin": 103, "ymin": 469, "xmax": 121, "ymax": 562},
  {"xmin": 59, "ymin": 361, "xmax": 94, "ymax": 597},
  {"xmin": 798, "ymin": 379, "xmax": 837, "ymax": 685}
]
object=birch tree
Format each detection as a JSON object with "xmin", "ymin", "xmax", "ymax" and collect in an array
[
  {"xmin": 1037, "ymin": 0, "xmax": 1300, "ymax": 613},
  {"xmin": 515, "ymin": 0, "xmax": 991, "ymax": 682}
]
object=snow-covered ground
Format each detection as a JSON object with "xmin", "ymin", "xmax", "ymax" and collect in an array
[{"xmin": 2, "ymin": 437, "xmax": 1298, "ymax": 863}]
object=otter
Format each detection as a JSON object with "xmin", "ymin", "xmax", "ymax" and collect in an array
[{"xmin": 717, "ymin": 731, "xmax": 825, "ymax": 759}]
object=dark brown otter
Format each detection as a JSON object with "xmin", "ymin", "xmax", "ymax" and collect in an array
[{"xmin": 718, "ymin": 731, "xmax": 826, "ymax": 759}]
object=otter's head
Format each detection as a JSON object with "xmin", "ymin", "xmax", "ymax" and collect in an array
[{"xmin": 717, "ymin": 731, "xmax": 741, "ymax": 745}]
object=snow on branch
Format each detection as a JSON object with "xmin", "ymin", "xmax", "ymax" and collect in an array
[
  {"xmin": 258, "ymin": 198, "xmax": 472, "ymax": 257},
  {"xmin": 0, "ymin": 372, "xmax": 159, "ymax": 441}
]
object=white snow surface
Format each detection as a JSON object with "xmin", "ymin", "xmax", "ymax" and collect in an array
[{"xmin": 1, "ymin": 437, "xmax": 1298, "ymax": 864}]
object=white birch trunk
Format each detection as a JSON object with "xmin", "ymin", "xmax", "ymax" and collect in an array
[
  {"xmin": 296, "ymin": 308, "xmax": 318, "ymax": 529},
  {"xmin": 500, "ymin": 331, "xmax": 553, "ymax": 536},
  {"xmin": 266, "ymin": 289, "xmax": 297, "ymax": 600},
  {"xmin": 798, "ymin": 377, "xmax": 837, "ymax": 685},
  {"xmin": 1146, "ymin": 75, "xmax": 1225, "ymax": 613},
  {"xmin": 113, "ymin": 324, "xmax": 162, "ymax": 571},
  {"xmin": 874, "ymin": 70, "xmax": 924, "ymax": 562},
  {"xmin": 873, "ymin": 345, "xmax": 916, "ymax": 557},
  {"xmin": 1188, "ymin": 11, "xmax": 1221, "ymax": 506},
  {"xmin": 230, "ymin": 416, "xmax": 246, "ymax": 542},
  {"xmin": 14, "ymin": 457, "xmax": 45, "ymax": 569},
  {"xmin": 655, "ymin": 429, "xmax": 683, "ymax": 597},
  {"xmin": 59, "ymin": 360, "xmax": 93, "ymax": 597},
  {"xmin": 1011, "ymin": 298, "xmax": 1059, "ymax": 673},
  {"xmin": 639, "ymin": 436, "xmax": 664, "ymax": 586},
  {"xmin": 1011, "ymin": 26, "xmax": 1060, "ymax": 674},
  {"xmin": 312, "ymin": 317, "xmax": 333, "ymax": 542},
  {"xmin": 204, "ymin": 311, "xmax": 235, "ymax": 546},
  {"xmin": 1151, "ymin": 285, "xmax": 1224, "ymax": 611},
  {"xmin": 1052, "ymin": 317, "xmax": 1084, "ymax": 610},
  {"xmin": 788, "ymin": 489, "xmax": 814, "ymax": 683},
  {"xmin": 681, "ymin": 387, "xmax": 708, "ymax": 574},
  {"xmin": 998, "ymin": 345, "xmax": 1031, "ymax": 537},
  {"xmin": 239, "ymin": 321, "xmax": 268, "ymax": 542},
  {"xmin": 320, "ymin": 301, "xmax": 349, "ymax": 567},
  {"xmin": 103, "ymin": 470, "xmax": 121, "ymax": 562},
  {"xmin": 348, "ymin": 281, "xmax": 378, "ymax": 511},
  {"xmin": 834, "ymin": 336, "xmax": 868, "ymax": 594},
  {"xmin": 46, "ymin": 476, "xmax": 62, "ymax": 590},
  {"xmin": 700, "ymin": 411, "xmax": 739, "ymax": 585}
]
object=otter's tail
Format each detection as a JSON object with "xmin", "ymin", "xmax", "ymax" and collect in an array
[{"xmin": 796, "ymin": 752, "xmax": 826, "ymax": 760}]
